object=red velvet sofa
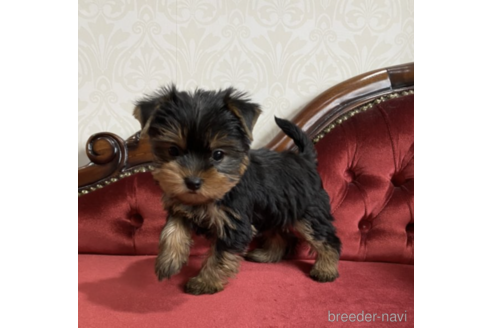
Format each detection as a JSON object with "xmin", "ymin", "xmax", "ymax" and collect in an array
[{"xmin": 78, "ymin": 63, "xmax": 414, "ymax": 327}]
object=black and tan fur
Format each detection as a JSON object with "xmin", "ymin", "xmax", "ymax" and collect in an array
[{"xmin": 134, "ymin": 85, "xmax": 341, "ymax": 295}]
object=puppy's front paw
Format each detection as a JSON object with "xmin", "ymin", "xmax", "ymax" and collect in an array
[
  {"xmin": 154, "ymin": 255, "xmax": 185, "ymax": 281},
  {"xmin": 184, "ymin": 277, "xmax": 224, "ymax": 295}
]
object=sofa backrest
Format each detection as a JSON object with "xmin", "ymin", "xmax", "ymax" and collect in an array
[
  {"xmin": 314, "ymin": 94, "xmax": 413, "ymax": 264},
  {"xmin": 78, "ymin": 63, "xmax": 414, "ymax": 264}
]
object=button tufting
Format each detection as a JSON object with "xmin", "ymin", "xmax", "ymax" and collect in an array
[
  {"xmin": 358, "ymin": 220, "xmax": 372, "ymax": 233},
  {"xmin": 129, "ymin": 212, "xmax": 144, "ymax": 228},
  {"xmin": 344, "ymin": 169, "xmax": 356, "ymax": 183},
  {"xmin": 391, "ymin": 172, "xmax": 407, "ymax": 187},
  {"xmin": 406, "ymin": 222, "xmax": 414, "ymax": 235}
]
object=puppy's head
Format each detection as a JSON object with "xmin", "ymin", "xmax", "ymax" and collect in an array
[{"xmin": 134, "ymin": 85, "xmax": 261, "ymax": 205}]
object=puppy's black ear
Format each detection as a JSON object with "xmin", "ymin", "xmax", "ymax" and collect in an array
[
  {"xmin": 224, "ymin": 88, "xmax": 262, "ymax": 142},
  {"xmin": 133, "ymin": 84, "xmax": 178, "ymax": 136}
]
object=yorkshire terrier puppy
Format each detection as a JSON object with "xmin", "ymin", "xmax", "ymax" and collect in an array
[{"xmin": 133, "ymin": 85, "xmax": 341, "ymax": 295}]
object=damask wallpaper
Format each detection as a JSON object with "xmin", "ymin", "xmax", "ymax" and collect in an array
[{"xmin": 78, "ymin": 0, "xmax": 414, "ymax": 167}]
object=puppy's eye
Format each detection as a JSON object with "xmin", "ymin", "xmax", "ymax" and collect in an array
[
  {"xmin": 168, "ymin": 146, "xmax": 180, "ymax": 157},
  {"xmin": 212, "ymin": 150, "xmax": 225, "ymax": 161}
]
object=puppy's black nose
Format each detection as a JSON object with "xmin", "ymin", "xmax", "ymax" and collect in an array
[{"xmin": 184, "ymin": 177, "xmax": 202, "ymax": 191}]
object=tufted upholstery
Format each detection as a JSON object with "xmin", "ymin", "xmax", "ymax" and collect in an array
[
  {"xmin": 79, "ymin": 173, "xmax": 168, "ymax": 255},
  {"xmin": 316, "ymin": 94, "xmax": 414, "ymax": 264},
  {"xmin": 78, "ymin": 94, "xmax": 414, "ymax": 264}
]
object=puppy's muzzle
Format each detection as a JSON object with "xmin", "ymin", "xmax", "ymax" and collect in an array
[{"xmin": 184, "ymin": 176, "xmax": 202, "ymax": 191}]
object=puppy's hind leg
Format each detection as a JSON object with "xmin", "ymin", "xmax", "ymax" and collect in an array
[
  {"xmin": 294, "ymin": 218, "xmax": 341, "ymax": 282},
  {"xmin": 245, "ymin": 230, "xmax": 290, "ymax": 263}
]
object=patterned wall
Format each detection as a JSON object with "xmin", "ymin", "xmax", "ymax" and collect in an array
[{"xmin": 78, "ymin": 0, "xmax": 414, "ymax": 167}]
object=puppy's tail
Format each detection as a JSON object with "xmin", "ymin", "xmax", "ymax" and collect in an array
[{"xmin": 274, "ymin": 116, "xmax": 317, "ymax": 163}]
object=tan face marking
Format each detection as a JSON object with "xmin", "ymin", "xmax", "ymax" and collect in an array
[
  {"xmin": 152, "ymin": 161, "xmax": 242, "ymax": 205},
  {"xmin": 153, "ymin": 124, "xmax": 187, "ymax": 150}
]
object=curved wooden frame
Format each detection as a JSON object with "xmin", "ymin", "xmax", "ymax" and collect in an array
[
  {"xmin": 78, "ymin": 62, "xmax": 414, "ymax": 194},
  {"xmin": 266, "ymin": 62, "xmax": 413, "ymax": 151}
]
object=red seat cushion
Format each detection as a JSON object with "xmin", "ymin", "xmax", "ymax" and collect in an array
[{"xmin": 79, "ymin": 254, "xmax": 413, "ymax": 327}]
